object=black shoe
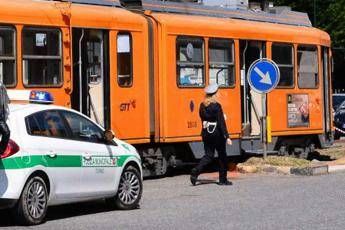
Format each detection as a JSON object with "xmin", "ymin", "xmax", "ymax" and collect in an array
[
  {"xmin": 218, "ymin": 180, "xmax": 233, "ymax": 186},
  {"xmin": 190, "ymin": 168, "xmax": 198, "ymax": 186}
]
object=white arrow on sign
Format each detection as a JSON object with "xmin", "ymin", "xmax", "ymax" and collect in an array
[{"xmin": 254, "ymin": 67, "xmax": 272, "ymax": 85}]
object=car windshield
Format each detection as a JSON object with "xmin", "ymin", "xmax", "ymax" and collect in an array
[{"xmin": 333, "ymin": 95, "xmax": 345, "ymax": 110}]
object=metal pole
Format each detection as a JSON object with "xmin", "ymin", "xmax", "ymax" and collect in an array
[
  {"xmin": 313, "ymin": 0, "xmax": 316, "ymax": 26},
  {"xmin": 262, "ymin": 93, "xmax": 267, "ymax": 159},
  {"xmin": 78, "ymin": 29, "xmax": 85, "ymax": 113},
  {"xmin": 243, "ymin": 41, "xmax": 248, "ymax": 123}
]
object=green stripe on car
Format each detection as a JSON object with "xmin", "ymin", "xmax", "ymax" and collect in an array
[{"xmin": 0, "ymin": 155, "xmax": 133, "ymax": 170}]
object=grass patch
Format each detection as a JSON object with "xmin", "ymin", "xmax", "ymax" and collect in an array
[
  {"xmin": 317, "ymin": 142, "xmax": 345, "ymax": 160},
  {"xmin": 242, "ymin": 156, "xmax": 310, "ymax": 168},
  {"xmin": 239, "ymin": 142, "xmax": 345, "ymax": 171}
]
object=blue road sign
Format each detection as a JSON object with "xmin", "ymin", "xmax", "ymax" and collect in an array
[{"xmin": 247, "ymin": 59, "xmax": 280, "ymax": 94}]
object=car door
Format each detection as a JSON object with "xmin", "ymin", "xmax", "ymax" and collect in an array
[
  {"xmin": 60, "ymin": 110, "xmax": 120, "ymax": 198},
  {"xmin": 24, "ymin": 110, "xmax": 84, "ymax": 201}
]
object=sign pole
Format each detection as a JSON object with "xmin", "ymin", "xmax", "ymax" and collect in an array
[
  {"xmin": 247, "ymin": 58, "xmax": 280, "ymax": 159},
  {"xmin": 262, "ymin": 93, "xmax": 267, "ymax": 159}
]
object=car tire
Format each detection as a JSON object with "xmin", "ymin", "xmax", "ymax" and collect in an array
[
  {"xmin": 13, "ymin": 176, "xmax": 48, "ymax": 225},
  {"xmin": 106, "ymin": 166, "xmax": 142, "ymax": 210}
]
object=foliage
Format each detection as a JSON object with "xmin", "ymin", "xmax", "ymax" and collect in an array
[{"xmin": 274, "ymin": 0, "xmax": 344, "ymax": 47}]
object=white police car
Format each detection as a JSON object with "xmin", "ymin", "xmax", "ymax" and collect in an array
[{"xmin": 0, "ymin": 91, "xmax": 143, "ymax": 225}]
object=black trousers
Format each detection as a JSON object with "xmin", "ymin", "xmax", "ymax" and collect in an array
[
  {"xmin": 194, "ymin": 137, "xmax": 228, "ymax": 182},
  {"xmin": 0, "ymin": 120, "xmax": 10, "ymax": 154}
]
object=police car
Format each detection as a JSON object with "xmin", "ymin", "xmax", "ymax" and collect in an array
[{"xmin": 0, "ymin": 90, "xmax": 143, "ymax": 225}]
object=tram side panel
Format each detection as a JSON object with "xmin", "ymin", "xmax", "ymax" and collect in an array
[
  {"xmin": 159, "ymin": 33, "xmax": 205, "ymax": 143},
  {"xmin": 156, "ymin": 15, "xmax": 243, "ymax": 156},
  {"xmin": 268, "ymin": 43, "xmax": 332, "ymax": 153},
  {"xmin": 69, "ymin": 5, "xmax": 152, "ymax": 143},
  {"xmin": 108, "ymin": 25, "xmax": 151, "ymax": 143},
  {"xmin": 0, "ymin": 0, "xmax": 72, "ymax": 107}
]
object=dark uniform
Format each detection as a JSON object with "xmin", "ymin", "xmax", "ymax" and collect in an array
[
  {"xmin": 190, "ymin": 101, "xmax": 231, "ymax": 185},
  {"xmin": 0, "ymin": 83, "xmax": 10, "ymax": 154}
]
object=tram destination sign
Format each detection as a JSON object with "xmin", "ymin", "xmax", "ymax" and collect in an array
[{"xmin": 247, "ymin": 59, "xmax": 280, "ymax": 94}]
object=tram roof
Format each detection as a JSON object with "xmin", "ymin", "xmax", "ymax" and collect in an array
[
  {"xmin": 60, "ymin": 0, "xmax": 312, "ymax": 27},
  {"xmin": 65, "ymin": 0, "xmax": 121, "ymax": 7}
]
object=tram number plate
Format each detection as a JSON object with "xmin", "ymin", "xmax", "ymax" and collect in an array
[{"xmin": 187, "ymin": 121, "xmax": 197, "ymax": 129}]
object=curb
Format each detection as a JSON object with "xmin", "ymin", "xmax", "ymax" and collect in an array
[
  {"xmin": 291, "ymin": 164, "xmax": 345, "ymax": 176},
  {"xmin": 290, "ymin": 165, "xmax": 328, "ymax": 176},
  {"xmin": 328, "ymin": 165, "xmax": 345, "ymax": 173},
  {"xmin": 238, "ymin": 163, "xmax": 345, "ymax": 176}
]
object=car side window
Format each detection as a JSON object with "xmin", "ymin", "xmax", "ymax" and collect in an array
[
  {"xmin": 26, "ymin": 114, "xmax": 43, "ymax": 136},
  {"xmin": 26, "ymin": 110, "xmax": 68, "ymax": 138},
  {"xmin": 61, "ymin": 111, "xmax": 104, "ymax": 144}
]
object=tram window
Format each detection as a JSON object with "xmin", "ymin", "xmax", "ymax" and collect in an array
[
  {"xmin": 297, "ymin": 46, "xmax": 318, "ymax": 89},
  {"xmin": 117, "ymin": 33, "xmax": 132, "ymax": 87},
  {"xmin": 209, "ymin": 39, "xmax": 234, "ymax": 87},
  {"xmin": 22, "ymin": 28, "xmax": 62, "ymax": 87},
  {"xmin": 272, "ymin": 43, "xmax": 294, "ymax": 87},
  {"xmin": 176, "ymin": 36, "xmax": 204, "ymax": 87},
  {"xmin": 0, "ymin": 27, "xmax": 15, "ymax": 87}
]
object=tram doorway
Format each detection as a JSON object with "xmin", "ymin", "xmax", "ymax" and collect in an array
[
  {"xmin": 240, "ymin": 40, "xmax": 266, "ymax": 137},
  {"xmin": 72, "ymin": 29, "xmax": 110, "ymax": 128}
]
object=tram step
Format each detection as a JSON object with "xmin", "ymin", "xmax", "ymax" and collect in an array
[
  {"xmin": 241, "ymin": 135, "xmax": 261, "ymax": 140},
  {"xmin": 244, "ymin": 149, "xmax": 278, "ymax": 155}
]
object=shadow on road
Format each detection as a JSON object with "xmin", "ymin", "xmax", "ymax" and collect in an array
[
  {"xmin": 308, "ymin": 151, "xmax": 332, "ymax": 161},
  {"xmin": 0, "ymin": 209, "xmax": 14, "ymax": 227},
  {"xmin": 0, "ymin": 200, "xmax": 129, "ymax": 227},
  {"xmin": 45, "ymin": 201, "xmax": 116, "ymax": 222},
  {"xmin": 193, "ymin": 179, "xmax": 218, "ymax": 186},
  {"xmin": 145, "ymin": 156, "xmax": 243, "ymax": 181}
]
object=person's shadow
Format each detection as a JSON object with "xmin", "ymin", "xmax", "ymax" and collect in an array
[{"xmin": 192, "ymin": 179, "xmax": 218, "ymax": 186}]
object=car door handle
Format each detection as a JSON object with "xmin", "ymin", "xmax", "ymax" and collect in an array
[
  {"xmin": 49, "ymin": 154, "xmax": 57, "ymax": 158},
  {"xmin": 48, "ymin": 151, "xmax": 57, "ymax": 158}
]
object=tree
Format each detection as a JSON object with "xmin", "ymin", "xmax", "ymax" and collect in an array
[
  {"xmin": 274, "ymin": 0, "xmax": 345, "ymax": 91},
  {"xmin": 324, "ymin": 0, "xmax": 345, "ymax": 48},
  {"xmin": 274, "ymin": 0, "xmax": 342, "ymax": 46}
]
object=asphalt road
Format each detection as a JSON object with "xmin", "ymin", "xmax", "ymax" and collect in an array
[{"xmin": 1, "ymin": 172, "xmax": 345, "ymax": 230}]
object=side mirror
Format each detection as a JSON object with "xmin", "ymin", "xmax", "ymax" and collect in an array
[{"xmin": 104, "ymin": 130, "xmax": 115, "ymax": 142}]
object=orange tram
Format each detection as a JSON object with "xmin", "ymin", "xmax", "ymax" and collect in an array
[{"xmin": 0, "ymin": 0, "xmax": 334, "ymax": 176}]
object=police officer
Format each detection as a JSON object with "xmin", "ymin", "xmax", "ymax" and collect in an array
[
  {"xmin": 190, "ymin": 83, "xmax": 232, "ymax": 186},
  {"xmin": 0, "ymin": 81, "xmax": 10, "ymax": 154}
]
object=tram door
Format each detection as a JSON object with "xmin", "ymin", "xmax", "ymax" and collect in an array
[
  {"xmin": 72, "ymin": 29, "xmax": 109, "ymax": 128},
  {"xmin": 240, "ymin": 40, "xmax": 266, "ymax": 137}
]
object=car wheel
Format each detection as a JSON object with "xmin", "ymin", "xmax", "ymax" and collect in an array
[
  {"xmin": 107, "ymin": 166, "xmax": 142, "ymax": 210},
  {"xmin": 14, "ymin": 176, "xmax": 48, "ymax": 225}
]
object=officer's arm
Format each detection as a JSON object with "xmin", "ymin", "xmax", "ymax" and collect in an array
[
  {"xmin": 217, "ymin": 104, "xmax": 229, "ymax": 139},
  {"xmin": 199, "ymin": 103, "xmax": 205, "ymax": 121}
]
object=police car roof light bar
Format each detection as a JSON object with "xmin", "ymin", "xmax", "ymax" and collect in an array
[
  {"xmin": 29, "ymin": 91, "xmax": 54, "ymax": 104},
  {"xmin": 7, "ymin": 90, "xmax": 54, "ymax": 104}
]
